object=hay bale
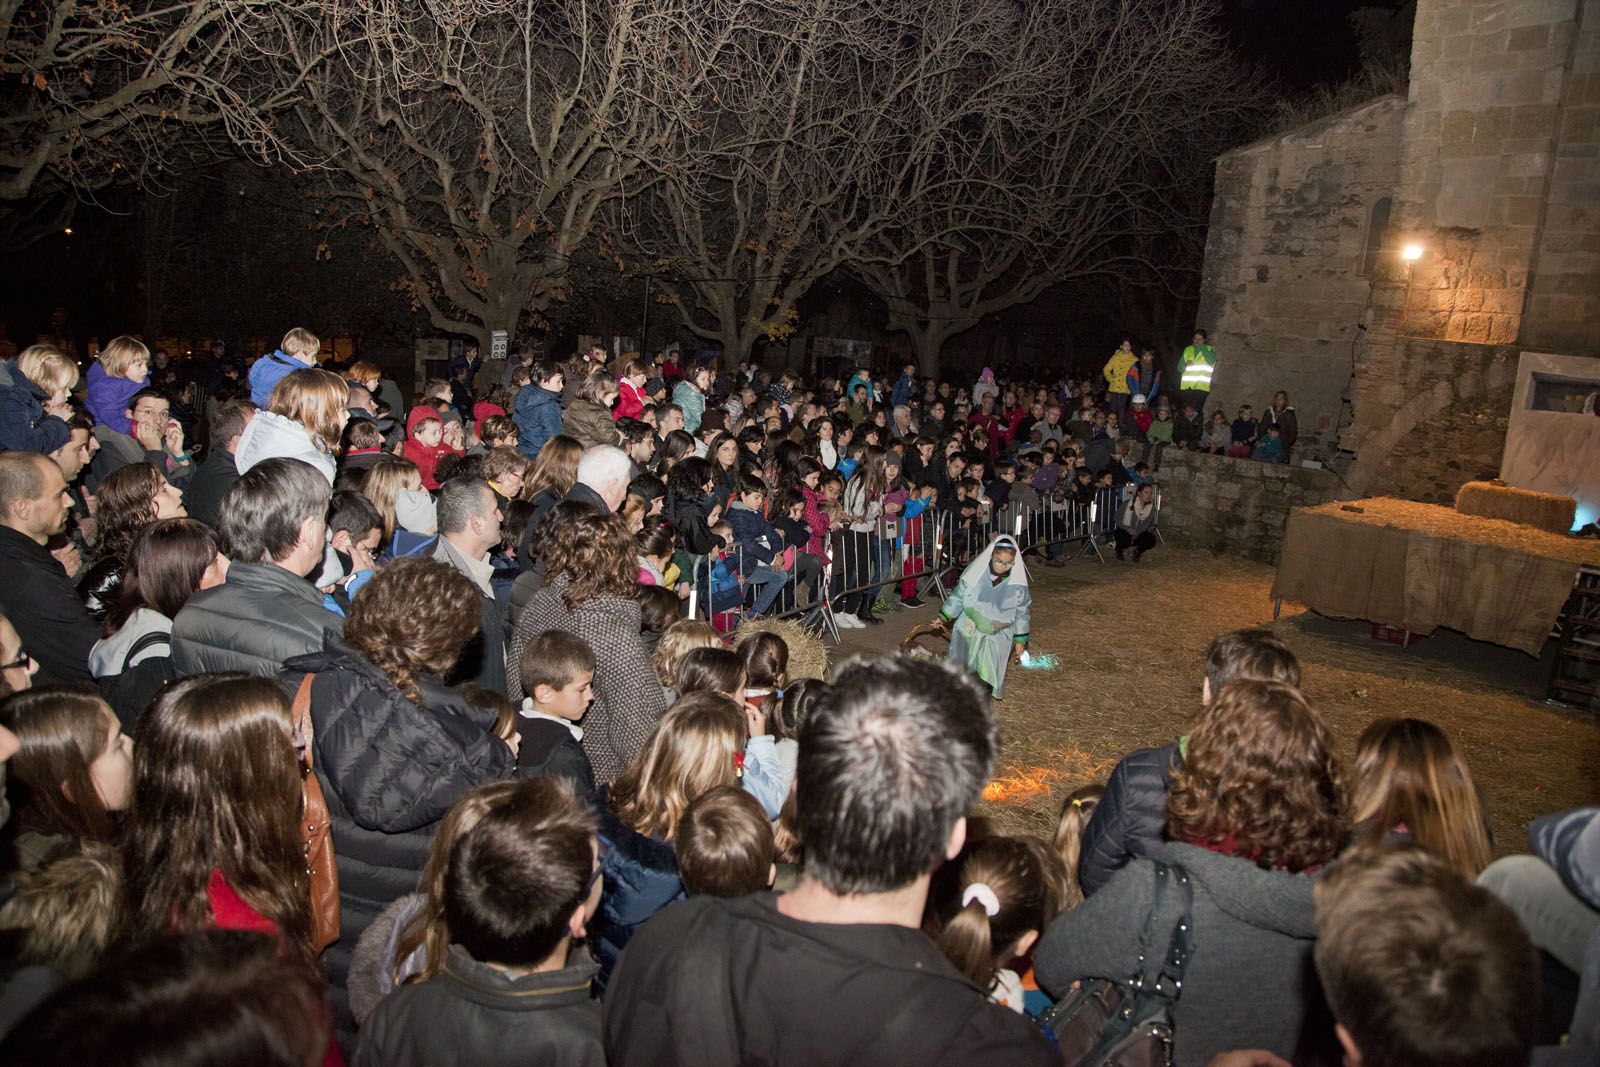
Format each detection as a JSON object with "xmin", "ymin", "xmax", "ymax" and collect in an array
[
  {"xmin": 731, "ymin": 617, "xmax": 829, "ymax": 681},
  {"xmin": 1455, "ymin": 481, "xmax": 1575, "ymax": 535}
]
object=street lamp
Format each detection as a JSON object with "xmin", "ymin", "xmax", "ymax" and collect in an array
[{"xmin": 1402, "ymin": 243, "xmax": 1423, "ymax": 261}]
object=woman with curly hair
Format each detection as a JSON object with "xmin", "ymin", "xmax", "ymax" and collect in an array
[
  {"xmin": 508, "ymin": 508, "xmax": 664, "ymax": 783},
  {"xmin": 1036, "ymin": 679, "xmax": 1347, "ymax": 1067},
  {"xmin": 76, "ymin": 461, "xmax": 187, "ymax": 621},
  {"xmin": 281, "ymin": 556, "xmax": 515, "ymax": 1030}
]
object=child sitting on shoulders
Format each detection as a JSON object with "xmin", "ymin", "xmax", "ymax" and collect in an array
[
  {"xmin": 403, "ymin": 405, "xmax": 464, "ymax": 489},
  {"xmin": 515, "ymin": 630, "xmax": 597, "ymax": 796},
  {"xmin": 675, "ymin": 786, "xmax": 776, "ymax": 898},
  {"xmin": 927, "ymin": 834, "xmax": 1068, "ymax": 1015},
  {"xmin": 353, "ymin": 779, "xmax": 604, "ymax": 1067}
]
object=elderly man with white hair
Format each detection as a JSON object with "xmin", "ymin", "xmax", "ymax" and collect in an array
[{"xmin": 565, "ymin": 444, "xmax": 631, "ymax": 513}]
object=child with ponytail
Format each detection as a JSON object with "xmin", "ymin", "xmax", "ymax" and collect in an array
[
  {"xmin": 1052, "ymin": 782, "xmax": 1105, "ymax": 910},
  {"xmin": 929, "ymin": 835, "xmax": 1068, "ymax": 1013}
]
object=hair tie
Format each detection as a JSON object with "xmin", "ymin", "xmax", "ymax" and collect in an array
[
  {"xmin": 961, "ymin": 882, "xmax": 1001, "ymax": 918},
  {"xmin": 1070, "ymin": 797, "xmax": 1083, "ymax": 808}
]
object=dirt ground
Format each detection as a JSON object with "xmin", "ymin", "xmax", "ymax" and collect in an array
[{"xmin": 839, "ymin": 551, "xmax": 1600, "ymax": 850}]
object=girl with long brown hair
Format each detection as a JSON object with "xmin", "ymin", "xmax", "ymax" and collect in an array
[
  {"xmin": 235, "ymin": 367, "xmax": 350, "ymax": 484},
  {"xmin": 0, "ymin": 686, "xmax": 132, "ymax": 871},
  {"xmin": 119, "ymin": 674, "xmax": 312, "ymax": 958},
  {"xmin": 1350, "ymin": 717, "xmax": 1492, "ymax": 877},
  {"xmin": 594, "ymin": 691, "xmax": 747, "ymax": 988},
  {"xmin": 836, "ymin": 443, "xmax": 890, "ymax": 626},
  {"xmin": 90, "ymin": 519, "xmax": 225, "ymax": 697},
  {"xmin": 509, "ymin": 509, "xmax": 664, "ymax": 782},
  {"xmin": 514, "ymin": 433, "xmax": 583, "ymax": 563},
  {"xmin": 361, "ymin": 456, "xmax": 428, "ymax": 547}
]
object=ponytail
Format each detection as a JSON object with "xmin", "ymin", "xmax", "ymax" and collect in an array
[
  {"xmin": 932, "ymin": 835, "xmax": 1067, "ymax": 993},
  {"xmin": 936, "ymin": 893, "xmax": 998, "ymax": 988}
]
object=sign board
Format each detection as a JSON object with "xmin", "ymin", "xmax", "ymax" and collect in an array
[{"xmin": 490, "ymin": 330, "xmax": 508, "ymax": 361}]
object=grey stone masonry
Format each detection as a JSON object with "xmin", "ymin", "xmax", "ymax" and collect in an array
[{"xmin": 1154, "ymin": 449, "xmax": 1354, "ymax": 564}]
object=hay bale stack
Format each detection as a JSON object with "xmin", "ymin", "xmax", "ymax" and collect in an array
[
  {"xmin": 1455, "ymin": 481, "xmax": 1576, "ymax": 535},
  {"xmin": 731, "ymin": 617, "xmax": 829, "ymax": 681}
]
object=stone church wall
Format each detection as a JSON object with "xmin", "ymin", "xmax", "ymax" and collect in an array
[{"xmin": 1196, "ymin": 96, "xmax": 1405, "ymax": 460}]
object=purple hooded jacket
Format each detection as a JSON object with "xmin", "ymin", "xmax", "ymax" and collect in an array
[{"xmin": 86, "ymin": 361, "xmax": 149, "ymax": 435}]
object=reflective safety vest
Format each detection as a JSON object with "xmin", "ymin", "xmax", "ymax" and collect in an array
[{"xmin": 1180, "ymin": 344, "xmax": 1216, "ymax": 391}]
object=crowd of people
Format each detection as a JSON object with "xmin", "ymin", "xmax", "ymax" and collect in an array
[
  {"xmin": 1102, "ymin": 331, "xmax": 1299, "ymax": 464},
  {"xmin": 0, "ymin": 327, "xmax": 1591, "ymax": 1066}
]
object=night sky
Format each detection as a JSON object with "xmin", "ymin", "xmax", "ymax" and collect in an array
[{"xmin": 1220, "ymin": 0, "xmax": 1395, "ymax": 88}]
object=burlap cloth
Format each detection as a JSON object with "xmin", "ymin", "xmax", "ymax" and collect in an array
[{"xmin": 1273, "ymin": 497, "xmax": 1600, "ymax": 656}]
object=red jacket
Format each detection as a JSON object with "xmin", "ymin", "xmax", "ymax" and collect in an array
[
  {"xmin": 405, "ymin": 404, "xmax": 462, "ymax": 489},
  {"xmin": 615, "ymin": 379, "xmax": 647, "ymax": 421}
]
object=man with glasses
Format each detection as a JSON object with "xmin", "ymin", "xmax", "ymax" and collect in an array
[
  {"xmin": 0, "ymin": 452, "xmax": 100, "ymax": 683},
  {"xmin": 89, "ymin": 387, "xmax": 194, "ymax": 490}
]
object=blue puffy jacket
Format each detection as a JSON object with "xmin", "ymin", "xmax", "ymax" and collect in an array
[
  {"xmin": 513, "ymin": 385, "xmax": 564, "ymax": 458},
  {"xmin": 248, "ymin": 349, "xmax": 307, "ymax": 408},
  {"xmin": 593, "ymin": 785, "xmax": 683, "ymax": 991},
  {"xmin": 0, "ymin": 361, "xmax": 69, "ymax": 454}
]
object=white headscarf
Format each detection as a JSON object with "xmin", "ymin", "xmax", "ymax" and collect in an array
[{"xmin": 959, "ymin": 535, "xmax": 1030, "ymax": 592}]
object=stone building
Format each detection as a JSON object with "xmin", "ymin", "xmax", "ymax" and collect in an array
[{"xmin": 1196, "ymin": 0, "xmax": 1599, "ymax": 504}]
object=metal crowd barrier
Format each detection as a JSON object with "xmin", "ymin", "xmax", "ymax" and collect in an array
[{"xmin": 680, "ymin": 486, "xmax": 1135, "ymax": 643}]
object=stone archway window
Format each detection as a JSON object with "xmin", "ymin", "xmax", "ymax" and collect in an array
[{"xmin": 1361, "ymin": 197, "xmax": 1393, "ymax": 276}]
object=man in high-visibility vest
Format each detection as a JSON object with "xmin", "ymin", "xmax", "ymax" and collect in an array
[{"xmin": 1179, "ymin": 329, "xmax": 1217, "ymax": 417}]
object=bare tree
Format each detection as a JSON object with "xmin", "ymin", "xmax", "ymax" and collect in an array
[
  {"xmin": 622, "ymin": 0, "xmax": 985, "ymax": 362},
  {"xmin": 0, "ymin": 0, "xmax": 297, "ymax": 204},
  {"xmin": 853, "ymin": 0, "xmax": 1252, "ymax": 376},
  {"xmin": 262, "ymin": 0, "xmax": 744, "ymax": 351}
]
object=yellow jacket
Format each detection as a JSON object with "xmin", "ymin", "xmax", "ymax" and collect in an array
[{"xmin": 1103, "ymin": 351, "xmax": 1137, "ymax": 394}]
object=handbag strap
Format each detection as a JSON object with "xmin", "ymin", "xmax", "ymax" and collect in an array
[
  {"xmin": 291, "ymin": 673, "xmax": 316, "ymax": 773},
  {"xmin": 1131, "ymin": 860, "xmax": 1195, "ymax": 1004},
  {"xmin": 120, "ymin": 630, "xmax": 171, "ymax": 672}
]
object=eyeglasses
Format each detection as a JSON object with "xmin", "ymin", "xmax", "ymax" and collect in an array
[
  {"xmin": 0, "ymin": 648, "xmax": 30, "ymax": 671},
  {"xmin": 587, "ymin": 835, "xmax": 614, "ymax": 893}
]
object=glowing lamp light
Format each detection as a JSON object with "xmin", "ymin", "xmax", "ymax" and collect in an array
[
  {"xmin": 1402, "ymin": 244, "xmax": 1424, "ymax": 261},
  {"xmin": 62, "ymin": 227, "xmax": 72, "ymax": 236}
]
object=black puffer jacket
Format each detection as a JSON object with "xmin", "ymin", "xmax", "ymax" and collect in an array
[
  {"xmin": 1077, "ymin": 740, "xmax": 1181, "ymax": 897},
  {"xmin": 281, "ymin": 636, "xmax": 515, "ymax": 1034}
]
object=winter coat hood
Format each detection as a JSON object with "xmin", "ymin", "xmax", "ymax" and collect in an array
[
  {"xmin": 407, "ymin": 404, "xmax": 444, "ymax": 439},
  {"xmin": 234, "ymin": 408, "xmax": 336, "ymax": 484}
]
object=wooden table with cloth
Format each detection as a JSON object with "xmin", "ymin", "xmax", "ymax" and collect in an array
[{"xmin": 1272, "ymin": 497, "xmax": 1600, "ymax": 656}]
